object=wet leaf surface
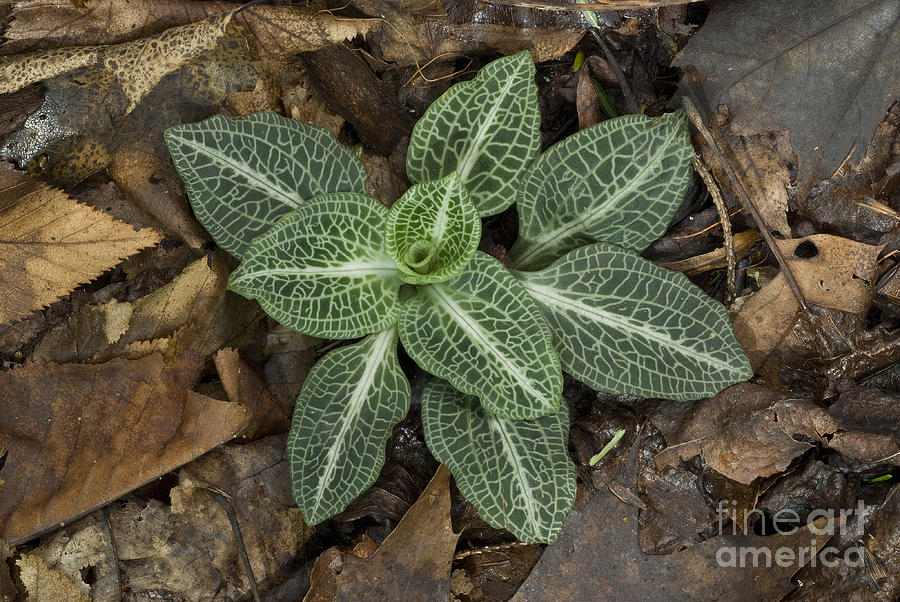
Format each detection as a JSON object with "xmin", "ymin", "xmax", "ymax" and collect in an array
[{"xmin": 676, "ymin": 0, "xmax": 899, "ymax": 192}]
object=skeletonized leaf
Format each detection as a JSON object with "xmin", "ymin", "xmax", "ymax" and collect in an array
[
  {"xmin": 228, "ymin": 192, "xmax": 403, "ymax": 339},
  {"xmin": 0, "ymin": 166, "xmax": 161, "ymax": 326},
  {"xmin": 509, "ymin": 112, "xmax": 693, "ymax": 270},
  {"xmin": 514, "ymin": 243, "xmax": 752, "ymax": 400},
  {"xmin": 384, "ymin": 172, "xmax": 481, "ymax": 284},
  {"xmin": 166, "ymin": 111, "xmax": 366, "ymax": 258},
  {"xmin": 406, "ymin": 51, "xmax": 540, "ymax": 217},
  {"xmin": 399, "ymin": 252, "xmax": 561, "ymax": 420},
  {"xmin": 421, "ymin": 378, "xmax": 575, "ymax": 544},
  {"xmin": 0, "ymin": 11, "xmax": 236, "ymax": 112},
  {"xmin": 288, "ymin": 327, "xmax": 410, "ymax": 524}
]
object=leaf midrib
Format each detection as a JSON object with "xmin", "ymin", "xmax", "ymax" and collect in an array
[
  {"xmin": 237, "ymin": 261, "xmax": 399, "ymax": 280},
  {"xmin": 428, "ymin": 284, "xmax": 547, "ymax": 404},
  {"xmin": 512, "ymin": 124, "xmax": 680, "ymax": 269},
  {"xmin": 489, "ymin": 416, "xmax": 542, "ymax": 538},
  {"xmin": 170, "ymin": 134, "xmax": 303, "ymax": 210},
  {"xmin": 456, "ymin": 75, "xmax": 517, "ymax": 182},
  {"xmin": 311, "ymin": 329, "xmax": 394, "ymax": 514},
  {"xmin": 521, "ymin": 279, "xmax": 737, "ymax": 374}
]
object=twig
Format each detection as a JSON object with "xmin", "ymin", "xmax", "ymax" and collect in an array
[
  {"xmin": 692, "ymin": 155, "xmax": 736, "ymax": 303},
  {"xmin": 591, "ymin": 31, "xmax": 640, "ymax": 115},
  {"xmin": 204, "ymin": 485, "xmax": 261, "ymax": 602},
  {"xmin": 104, "ymin": 509, "xmax": 123, "ymax": 601},
  {"xmin": 681, "ymin": 95, "xmax": 810, "ymax": 312}
]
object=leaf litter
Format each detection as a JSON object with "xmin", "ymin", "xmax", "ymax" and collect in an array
[{"xmin": 1, "ymin": 1, "xmax": 899, "ymax": 600}]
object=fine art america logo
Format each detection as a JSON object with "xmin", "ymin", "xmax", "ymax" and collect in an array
[{"xmin": 715, "ymin": 500, "xmax": 868, "ymax": 569}]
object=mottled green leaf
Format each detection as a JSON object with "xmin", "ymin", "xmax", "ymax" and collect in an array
[
  {"xmin": 509, "ymin": 111, "xmax": 693, "ymax": 270},
  {"xmin": 165, "ymin": 111, "xmax": 366, "ymax": 258},
  {"xmin": 422, "ymin": 379, "xmax": 575, "ymax": 544},
  {"xmin": 406, "ymin": 52, "xmax": 540, "ymax": 217},
  {"xmin": 288, "ymin": 327, "xmax": 410, "ymax": 524},
  {"xmin": 399, "ymin": 252, "xmax": 561, "ymax": 419},
  {"xmin": 514, "ymin": 243, "xmax": 752, "ymax": 399},
  {"xmin": 384, "ymin": 172, "xmax": 481, "ymax": 284},
  {"xmin": 228, "ymin": 192, "xmax": 403, "ymax": 338}
]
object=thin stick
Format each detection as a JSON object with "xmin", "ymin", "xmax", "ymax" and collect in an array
[
  {"xmin": 205, "ymin": 486, "xmax": 262, "ymax": 602},
  {"xmin": 591, "ymin": 31, "xmax": 640, "ymax": 115},
  {"xmin": 681, "ymin": 96, "xmax": 810, "ymax": 312},
  {"xmin": 692, "ymin": 155, "xmax": 736, "ymax": 302},
  {"xmin": 104, "ymin": 509, "xmax": 123, "ymax": 601}
]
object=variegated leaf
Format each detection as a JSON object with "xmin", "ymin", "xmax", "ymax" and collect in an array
[
  {"xmin": 228, "ymin": 192, "xmax": 403, "ymax": 338},
  {"xmin": 514, "ymin": 243, "xmax": 752, "ymax": 399},
  {"xmin": 406, "ymin": 52, "xmax": 540, "ymax": 217},
  {"xmin": 384, "ymin": 172, "xmax": 481, "ymax": 284},
  {"xmin": 422, "ymin": 378, "xmax": 575, "ymax": 544},
  {"xmin": 509, "ymin": 111, "xmax": 693, "ymax": 270},
  {"xmin": 165, "ymin": 111, "xmax": 366, "ymax": 258},
  {"xmin": 399, "ymin": 252, "xmax": 561, "ymax": 420},
  {"xmin": 288, "ymin": 327, "xmax": 410, "ymax": 524}
]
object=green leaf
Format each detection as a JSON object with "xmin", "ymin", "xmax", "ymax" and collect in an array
[
  {"xmin": 422, "ymin": 378, "xmax": 575, "ymax": 544},
  {"xmin": 165, "ymin": 111, "xmax": 366, "ymax": 258},
  {"xmin": 514, "ymin": 243, "xmax": 752, "ymax": 399},
  {"xmin": 509, "ymin": 111, "xmax": 693, "ymax": 270},
  {"xmin": 228, "ymin": 192, "xmax": 403, "ymax": 338},
  {"xmin": 288, "ymin": 327, "xmax": 410, "ymax": 524},
  {"xmin": 399, "ymin": 252, "xmax": 561, "ymax": 419},
  {"xmin": 384, "ymin": 172, "xmax": 481, "ymax": 284},
  {"xmin": 406, "ymin": 52, "xmax": 540, "ymax": 217}
]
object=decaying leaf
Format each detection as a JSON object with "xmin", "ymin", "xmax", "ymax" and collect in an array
[
  {"xmin": 0, "ymin": 351, "xmax": 251, "ymax": 545},
  {"xmin": 214, "ymin": 347, "xmax": 291, "ymax": 439},
  {"xmin": 653, "ymin": 383, "xmax": 900, "ymax": 484},
  {"xmin": 305, "ymin": 465, "xmax": 459, "ymax": 601},
  {"xmin": 31, "ymin": 250, "xmax": 262, "ymax": 363},
  {"xmin": 733, "ymin": 234, "xmax": 883, "ymax": 369},
  {"xmin": 2, "ymin": 1, "xmax": 379, "ymax": 56},
  {"xmin": 12, "ymin": 436, "xmax": 315, "ymax": 601},
  {"xmin": 0, "ymin": 165, "xmax": 160, "ymax": 326},
  {"xmin": 512, "ymin": 483, "xmax": 833, "ymax": 601},
  {"xmin": 675, "ymin": 0, "xmax": 899, "ymax": 192},
  {"xmin": 0, "ymin": 11, "xmax": 237, "ymax": 112}
]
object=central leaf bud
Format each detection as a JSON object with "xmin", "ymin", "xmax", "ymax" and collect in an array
[
  {"xmin": 403, "ymin": 239, "xmax": 437, "ymax": 274},
  {"xmin": 383, "ymin": 173, "xmax": 482, "ymax": 285}
]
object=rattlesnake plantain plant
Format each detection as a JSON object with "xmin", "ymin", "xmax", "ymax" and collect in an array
[{"xmin": 165, "ymin": 51, "xmax": 751, "ymax": 543}]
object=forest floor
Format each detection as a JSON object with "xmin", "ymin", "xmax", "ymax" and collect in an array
[{"xmin": 0, "ymin": 0, "xmax": 898, "ymax": 600}]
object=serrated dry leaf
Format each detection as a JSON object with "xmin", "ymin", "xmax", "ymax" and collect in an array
[
  {"xmin": 32, "ymin": 251, "xmax": 261, "ymax": 363},
  {"xmin": 0, "ymin": 10, "xmax": 236, "ymax": 113},
  {"xmin": 0, "ymin": 351, "xmax": 251, "ymax": 545},
  {"xmin": 0, "ymin": 165, "xmax": 160, "ymax": 326}
]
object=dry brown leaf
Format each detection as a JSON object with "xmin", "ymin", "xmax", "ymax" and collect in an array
[
  {"xmin": 106, "ymin": 141, "xmax": 208, "ymax": 247},
  {"xmin": 653, "ymin": 384, "xmax": 839, "ymax": 484},
  {"xmin": 13, "ymin": 435, "xmax": 315, "ymax": 600},
  {"xmin": 214, "ymin": 348, "xmax": 291, "ymax": 439},
  {"xmin": 575, "ymin": 66, "xmax": 599, "ymax": 130},
  {"xmin": 733, "ymin": 234, "xmax": 883, "ymax": 369},
  {"xmin": 2, "ymin": 1, "xmax": 378, "ymax": 56},
  {"xmin": 305, "ymin": 465, "xmax": 459, "ymax": 601},
  {"xmin": 512, "ymin": 482, "xmax": 833, "ymax": 601},
  {"xmin": 0, "ymin": 165, "xmax": 160, "ymax": 326},
  {"xmin": 734, "ymin": 133, "xmax": 794, "ymax": 236},
  {"xmin": 0, "ymin": 351, "xmax": 250, "ymax": 545},
  {"xmin": 16, "ymin": 554, "xmax": 91, "ymax": 602},
  {"xmin": 31, "ymin": 250, "xmax": 259, "ymax": 363},
  {"xmin": 0, "ymin": 11, "xmax": 236, "ymax": 113}
]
